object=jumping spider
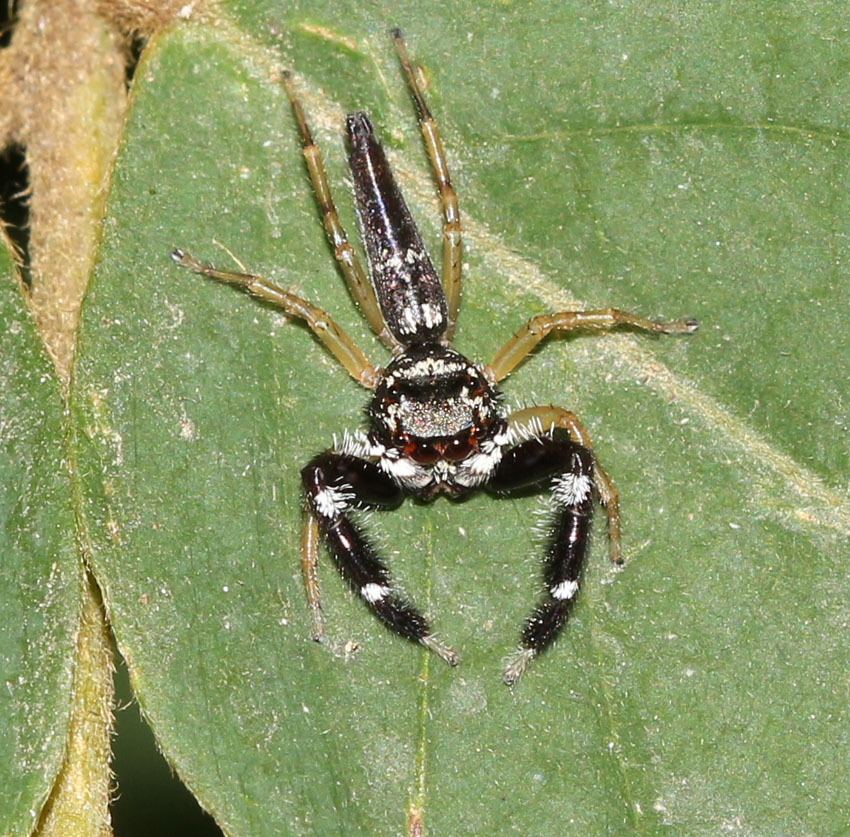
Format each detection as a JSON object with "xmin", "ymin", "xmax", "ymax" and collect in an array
[{"xmin": 172, "ymin": 30, "xmax": 698, "ymax": 684}]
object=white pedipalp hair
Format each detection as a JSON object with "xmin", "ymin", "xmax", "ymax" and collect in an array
[
  {"xmin": 379, "ymin": 450, "xmax": 431, "ymax": 490},
  {"xmin": 313, "ymin": 483, "xmax": 355, "ymax": 518},
  {"xmin": 336, "ymin": 428, "xmax": 386, "ymax": 459},
  {"xmin": 454, "ymin": 425, "xmax": 517, "ymax": 488},
  {"xmin": 507, "ymin": 415, "xmax": 548, "ymax": 444},
  {"xmin": 552, "ymin": 471, "xmax": 593, "ymax": 507}
]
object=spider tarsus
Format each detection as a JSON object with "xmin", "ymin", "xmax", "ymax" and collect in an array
[
  {"xmin": 502, "ymin": 647, "xmax": 536, "ymax": 686},
  {"xmin": 609, "ymin": 540, "xmax": 623, "ymax": 565},
  {"xmin": 281, "ymin": 72, "xmax": 315, "ymax": 148},
  {"xmin": 280, "ymin": 70, "xmax": 296, "ymax": 98},
  {"xmin": 308, "ymin": 619, "xmax": 325, "ymax": 644},
  {"xmin": 663, "ymin": 317, "xmax": 699, "ymax": 334},
  {"xmin": 421, "ymin": 634, "xmax": 459, "ymax": 667},
  {"xmin": 391, "ymin": 27, "xmax": 432, "ymax": 123},
  {"xmin": 171, "ymin": 247, "xmax": 203, "ymax": 273}
]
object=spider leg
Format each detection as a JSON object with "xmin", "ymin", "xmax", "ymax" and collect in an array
[
  {"xmin": 485, "ymin": 430, "xmax": 595, "ymax": 685},
  {"xmin": 170, "ymin": 248, "xmax": 379, "ymax": 389},
  {"xmin": 281, "ymin": 73, "xmax": 397, "ymax": 350},
  {"xmin": 508, "ymin": 406, "xmax": 620, "ymax": 564},
  {"xmin": 392, "ymin": 29, "xmax": 462, "ymax": 337},
  {"xmin": 485, "ymin": 308, "xmax": 699, "ymax": 383},
  {"xmin": 301, "ymin": 451, "xmax": 458, "ymax": 666},
  {"xmin": 300, "ymin": 510, "xmax": 324, "ymax": 640}
]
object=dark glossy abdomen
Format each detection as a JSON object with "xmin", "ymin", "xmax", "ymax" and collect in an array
[{"xmin": 347, "ymin": 112, "xmax": 448, "ymax": 345}]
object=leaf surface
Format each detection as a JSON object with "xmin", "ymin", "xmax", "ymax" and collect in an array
[
  {"xmin": 0, "ymin": 248, "xmax": 79, "ymax": 836},
  {"xmin": 70, "ymin": 4, "xmax": 850, "ymax": 834}
]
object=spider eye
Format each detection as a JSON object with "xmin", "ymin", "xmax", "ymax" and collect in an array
[
  {"xmin": 444, "ymin": 436, "xmax": 474, "ymax": 461},
  {"xmin": 409, "ymin": 441, "xmax": 441, "ymax": 465}
]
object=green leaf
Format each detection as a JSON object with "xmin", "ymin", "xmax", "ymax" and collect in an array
[
  {"xmin": 70, "ymin": 4, "xmax": 850, "ymax": 834},
  {"xmin": 0, "ymin": 248, "xmax": 79, "ymax": 835}
]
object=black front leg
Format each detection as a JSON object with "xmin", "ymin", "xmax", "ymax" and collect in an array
[
  {"xmin": 486, "ymin": 436, "xmax": 595, "ymax": 684},
  {"xmin": 301, "ymin": 451, "xmax": 457, "ymax": 665}
]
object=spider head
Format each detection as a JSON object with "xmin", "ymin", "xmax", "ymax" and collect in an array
[{"xmin": 368, "ymin": 343, "xmax": 504, "ymax": 492}]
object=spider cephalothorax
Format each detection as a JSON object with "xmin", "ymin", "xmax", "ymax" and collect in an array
[
  {"xmin": 172, "ymin": 30, "xmax": 697, "ymax": 684},
  {"xmin": 367, "ymin": 343, "xmax": 507, "ymax": 498}
]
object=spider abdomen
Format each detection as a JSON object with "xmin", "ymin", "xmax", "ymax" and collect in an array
[{"xmin": 347, "ymin": 112, "xmax": 447, "ymax": 345}]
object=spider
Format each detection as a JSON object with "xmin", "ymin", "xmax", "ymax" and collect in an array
[{"xmin": 172, "ymin": 30, "xmax": 698, "ymax": 684}]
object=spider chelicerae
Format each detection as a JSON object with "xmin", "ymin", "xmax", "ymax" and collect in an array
[{"xmin": 172, "ymin": 29, "xmax": 698, "ymax": 684}]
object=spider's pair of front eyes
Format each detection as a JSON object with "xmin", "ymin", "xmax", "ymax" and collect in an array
[{"xmin": 401, "ymin": 433, "xmax": 478, "ymax": 464}]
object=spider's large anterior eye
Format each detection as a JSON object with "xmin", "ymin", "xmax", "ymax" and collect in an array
[
  {"xmin": 409, "ymin": 441, "xmax": 440, "ymax": 465},
  {"xmin": 444, "ymin": 436, "xmax": 474, "ymax": 461}
]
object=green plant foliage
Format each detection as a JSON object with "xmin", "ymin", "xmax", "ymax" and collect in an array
[
  {"xmin": 0, "ymin": 249, "xmax": 79, "ymax": 836},
  {"xmin": 58, "ymin": 1, "xmax": 850, "ymax": 833}
]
